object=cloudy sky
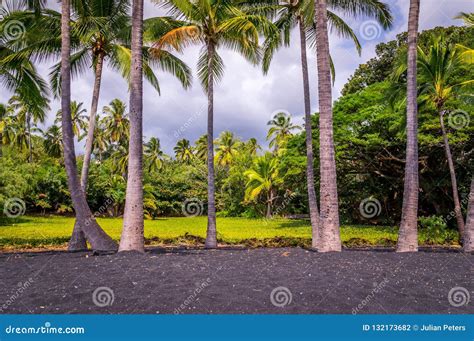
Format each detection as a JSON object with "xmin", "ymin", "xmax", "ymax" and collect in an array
[{"xmin": 1, "ymin": 0, "xmax": 473, "ymax": 154}]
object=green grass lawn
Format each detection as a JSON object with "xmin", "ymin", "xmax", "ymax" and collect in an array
[{"xmin": 0, "ymin": 215, "xmax": 460, "ymax": 250}]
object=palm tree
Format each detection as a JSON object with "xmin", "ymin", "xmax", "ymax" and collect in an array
[
  {"xmin": 397, "ymin": 0, "xmax": 420, "ymax": 253},
  {"xmin": 259, "ymin": 0, "xmax": 392, "ymax": 249},
  {"xmin": 4, "ymin": 1, "xmax": 191, "ymax": 192},
  {"xmin": 55, "ymin": 101, "xmax": 88, "ymax": 139},
  {"xmin": 7, "ymin": 92, "xmax": 49, "ymax": 162},
  {"xmin": 144, "ymin": 137, "xmax": 166, "ymax": 172},
  {"xmin": 464, "ymin": 178, "xmax": 474, "ymax": 252},
  {"xmin": 455, "ymin": 13, "xmax": 474, "ymax": 63},
  {"xmin": 416, "ymin": 38, "xmax": 473, "ymax": 237},
  {"xmin": 267, "ymin": 112, "xmax": 301, "ymax": 152},
  {"xmin": 43, "ymin": 124, "xmax": 63, "ymax": 158},
  {"xmin": 92, "ymin": 119, "xmax": 109, "ymax": 162},
  {"xmin": 194, "ymin": 134, "xmax": 208, "ymax": 162},
  {"xmin": 244, "ymin": 153, "xmax": 281, "ymax": 218},
  {"xmin": 244, "ymin": 137, "xmax": 261, "ymax": 156},
  {"xmin": 215, "ymin": 131, "xmax": 241, "ymax": 167},
  {"xmin": 152, "ymin": 0, "xmax": 276, "ymax": 248},
  {"xmin": 174, "ymin": 138, "xmax": 194, "ymax": 164},
  {"xmin": 59, "ymin": 0, "xmax": 117, "ymax": 252},
  {"xmin": 119, "ymin": 0, "xmax": 145, "ymax": 253},
  {"xmin": 315, "ymin": 0, "xmax": 340, "ymax": 252},
  {"xmin": 103, "ymin": 99, "xmax": 130, "ymax": 143}
]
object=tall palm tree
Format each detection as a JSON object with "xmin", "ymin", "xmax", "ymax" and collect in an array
[
  {"xmin": 267, "ymin": 112, "xmax": 301, "ymax": 152},
  {"xmin": 103, "ymin": 99, "xmax": 130, "ymax": 143},
  {"xmin": 8, "ymin": 92, "xmax": 49, "ymax": 162},
  {"xmin": 144, "ymin": 137, "xmax": 166, "ymax": 172},
  {"xmin": 152, "ymin": 0, "xmax": 276, "ymax": 248},
  {"xmin": 55, "ymin": 101, "xmax": 88, "ymax": 139},
  {"xmin": 215, "ymin": 131, "xmax": 241, "ymax": 167},
  {"xmin": 119, "ymin": 0, "xmax": 145, "ymax": 253},
  {"xmin": 92, "ymin": 118, "xmax": 109, "ymax": 162},
  {"xmin": 43, "ymin": 124, "xmax": 63, "ymax": 158},
  {"xmin": 60, "ymin": 0, "xmax": 117, "ymax": 252},
  {"xmin": 397, "ymin": 0, "xmax": 420, "ymax": 253},
  {"xmin": 244, "ymin": 153, "xmax": 281, "ymax": 218},
  {"xmin": 259, "ymin": 0, "xmax": 392, "ymax": 249},
  {"xmin": 416, "ymin": 38, "xmax": 473, "ymax": 236},
  {"xmin": 315, "ymin": 0, "xmax": 340, "ymax": 252},
  {"xmin": 174, "ymin": 138, "xmax": 194, "ymax": 164},
  {"xmin": 464, "ymin": 178, "xmax": 474, "ymax": 252}
]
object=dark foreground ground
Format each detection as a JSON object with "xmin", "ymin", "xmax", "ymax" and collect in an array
[{"xmin": 0, "ymin": 247, "xmax": 472, "ymax": 314}]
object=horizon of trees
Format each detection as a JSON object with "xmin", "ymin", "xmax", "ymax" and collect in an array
[{"xmin": 0, "ymin": 0, "xmax": 473, "ymax": 253}]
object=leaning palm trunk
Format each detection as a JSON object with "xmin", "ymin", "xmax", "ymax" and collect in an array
[
  {"xmin": 315, "ymin": 0, "xmax": 341, "ymax": 252},
  {"xmin": 439, "ymin": 110, "xmax": 465, "ymax": 236},
  {"xmin": 298, "ymin": 15, "xmax": 320, "ymax": 249},
  {"xmin": 69, "ymin": 53, "xmax": 106, "ymax": 250},
  {"xmin": 397, "ymin": 0, "xmax": 420, "ymax": 252},
  {"xmin": 464, "ymin": 178, "xmax": 474, "ymax": 252},
  {"xmin": 60, "ymin": 0, "xmax": 117, "ymax": 252},
  {"xmin": 119, "ymin": 0, "xmax": 145, "ymax": 252},
  {"xmin": 205, "ymin": 41, "xmax": 218, "ymax": 249}
]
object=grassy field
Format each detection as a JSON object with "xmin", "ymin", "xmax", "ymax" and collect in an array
[{"xmin": 0, "ymin": 215, "xmax": 460, "ymax": 250}]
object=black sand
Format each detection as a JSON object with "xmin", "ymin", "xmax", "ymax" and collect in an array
[{"xmin": 0, "ymin": 248, "xmax": 472, "ymax": 314}]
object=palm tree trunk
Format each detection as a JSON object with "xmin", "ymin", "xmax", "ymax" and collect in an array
[
  {"xmin": 266, "ymin": 189, "xmax": 274, "ymax": 219},
  {"xmin": 60, "ymin": 0, "xmax": 117, "ymax": 252},
  {"xmin": 397, "ymin": 0, "xmax": 420, "ymax": 253},
  {"xmin": 69, "ymin": 53, "xmax": 106, "ymax": 250},
  {"xmin": 81, "ymin": 53, "xmax": 105, "ymax": 190},
  {"xmin": 439, "ymin": 110, "xmax": 465, "ymax": 236},
  {"xmin": 464, "ymin": 178, "xmax": 474, "ymax": 252},
  {"xmin": 205, "ymin": 41, "xmax": 217, "ymax": 249},
  {"xmin": 119, "ymin": 0, "xmax": 144, "ymax": 253},
  {"xmin": 315, "ymin": 0, "xmax": 341, "ymax": 252},
  {"xmin": 27, "ymin": 114, "xmax": 32, "ymax": 163},
  {"xmin": 298, "ymin": 15, "xmax": 320, "ymax": 250}
]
